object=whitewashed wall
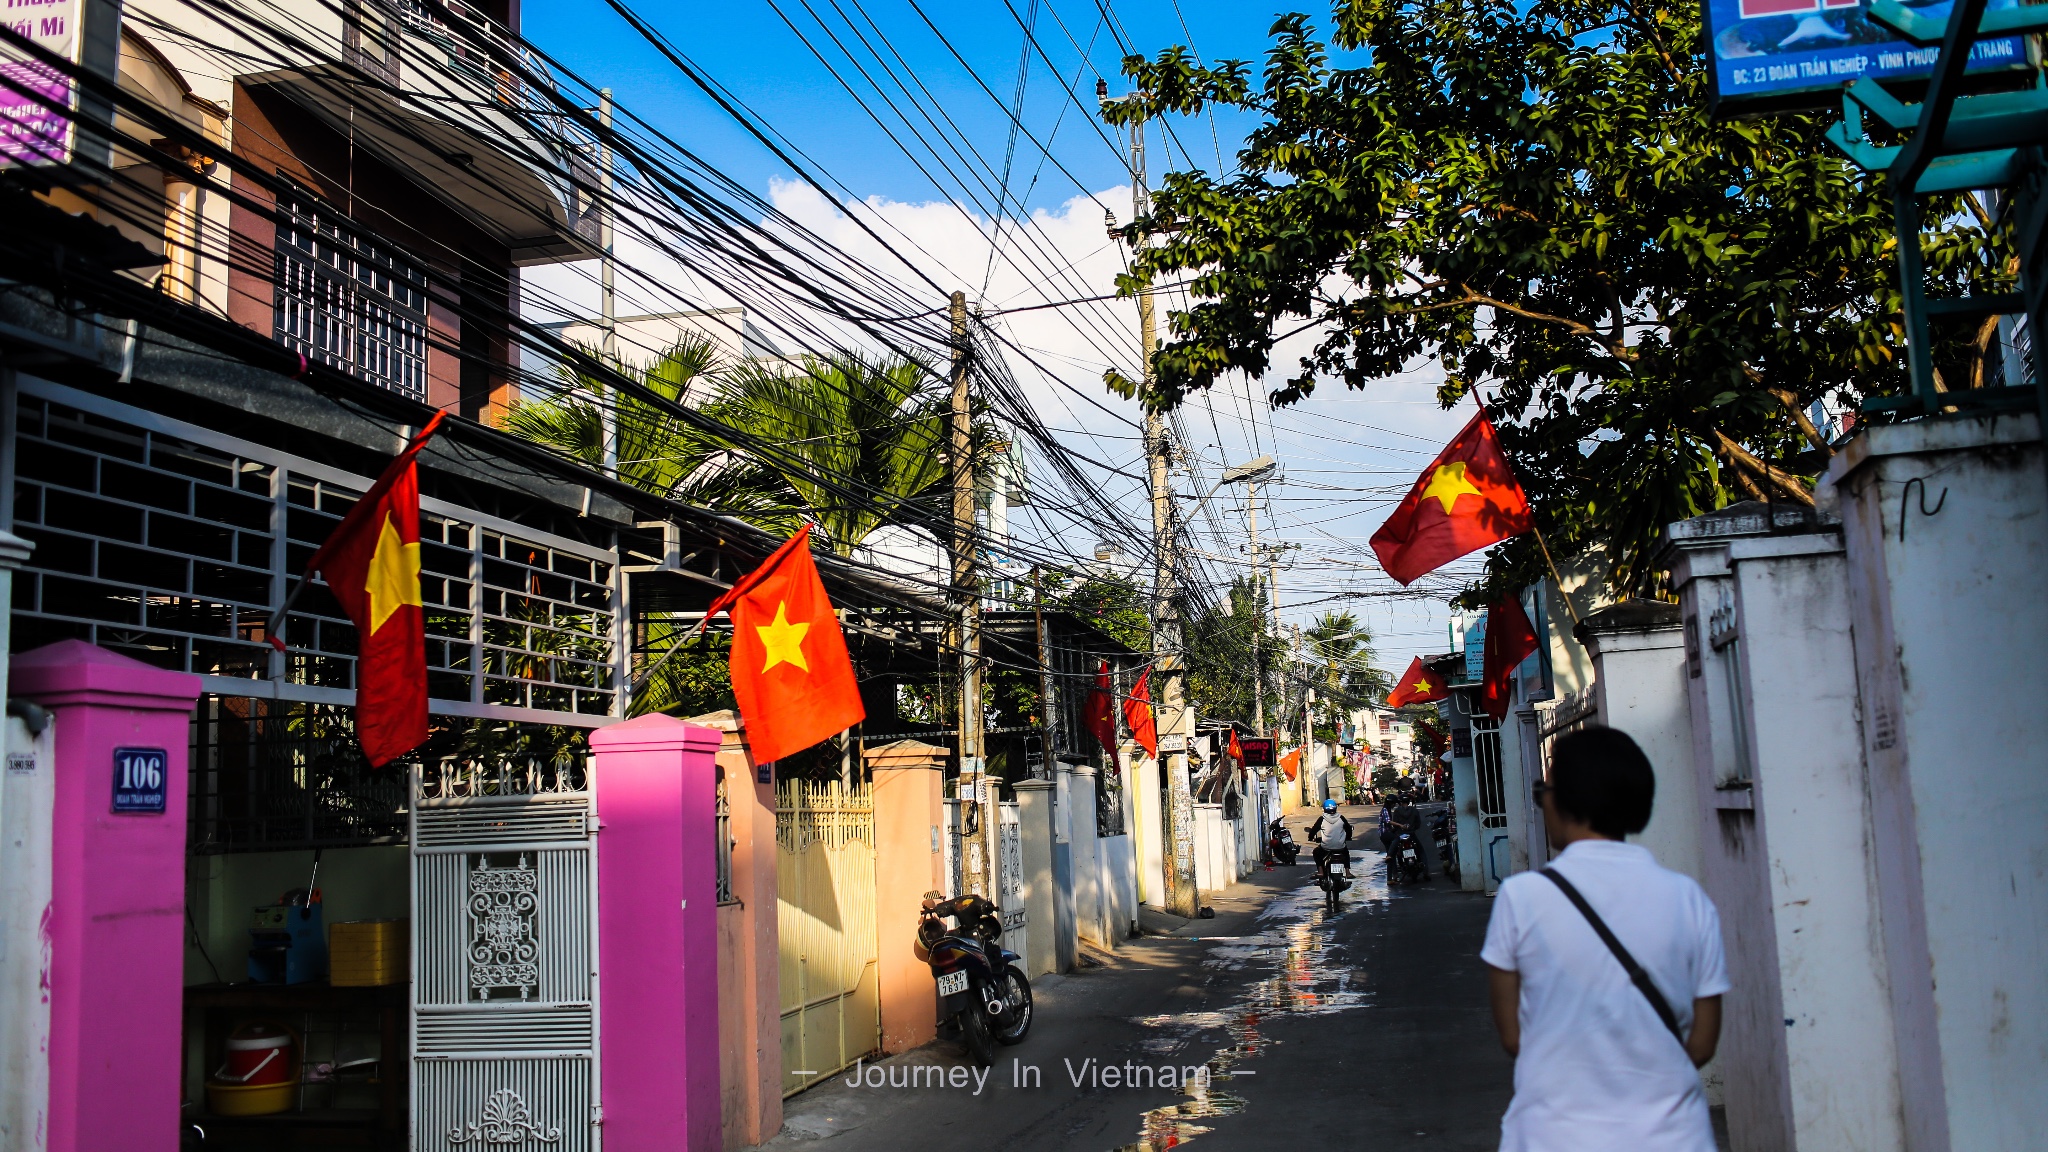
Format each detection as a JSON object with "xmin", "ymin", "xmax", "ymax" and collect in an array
[{"xmin": 1830, "ymin": 412, "xmax": 2048, "ymax": 1152}]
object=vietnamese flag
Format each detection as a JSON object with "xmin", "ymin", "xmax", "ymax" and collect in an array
[
  {"xmin": 1123, "ymin": 666, "xmax": 1158, "ymax": 758},
  {"xmin": 1084, "ymin": 660, "xmax": 1119, "ymax": 763},
  {"xmin": 1480, "ymin": 597, "xmax": 1540, "ymax": 721},
  {"xmin": 703, "ymin": 525, "xmax": 865, "ymax": 765},
  {"xmin": 1385, "ymin": 656, "xmax": 1451, "ymax": 709},
  {"xmin": 1279, "ymin": 746, "xmax": 1302, "ymax": 781},
  {"xmin": 1370, "ymin": 409, "xmax": 1533, "ymax": 585},
  {"xmin": 289, "ymin": 411, "xmax": 444, "ymax": 766},
  {"xmin": 1226, "ymin": 729, "xmax": 1244, "ymax": 765}
]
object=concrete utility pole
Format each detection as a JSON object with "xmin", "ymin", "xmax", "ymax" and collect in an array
[
  {"xmin": 949, "ymin": 291, "xmax": 991, "ymax": 897},
  {"xmin": 597, "ymin": 88, "xmax": 618, "ymax": 479},
  {"xmin": 1114, "ymin": 93, "xmax": 1199, "ymax": 920},
  {"xmin": 1246, "ymin": 480, "xmax": 1264, "ymax": 736}
]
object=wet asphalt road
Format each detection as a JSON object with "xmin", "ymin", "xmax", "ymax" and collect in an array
[{"xmin": 762, "ymin": 805, "xmax": 1515, "ymax": 1152}]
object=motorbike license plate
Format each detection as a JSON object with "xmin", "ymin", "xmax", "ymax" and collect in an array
[{"xmin": 936, "ymin": 970, "xmax": 969, "ymax": 997}]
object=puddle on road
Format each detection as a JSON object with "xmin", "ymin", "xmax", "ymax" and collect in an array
[{"xmin": 1112, "ymin": 854, "xmax": 1392, "ymax": 1150}]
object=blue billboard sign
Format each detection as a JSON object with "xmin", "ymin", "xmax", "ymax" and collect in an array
[{"xmin": 1706, "ymin": 0, "xmax": 2030, "ymax": 114}]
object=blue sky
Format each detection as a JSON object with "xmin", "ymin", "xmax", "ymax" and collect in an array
[
  {"xmin": 518, "ymin": 0, "xmax": 1478, "ymax": 674},
  {"xmin": 521, "ymin": 0, "xmax": 1279, "ymax": 213}
]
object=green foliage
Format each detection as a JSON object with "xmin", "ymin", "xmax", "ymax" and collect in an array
[
  {"xmin": 1107, "ymin": 0, "xmax": 2011, "ymax": 593},
  {"xmin": 1186, "ymin": 576, "xmax": 1277, "ymax": 726},
  {"xmin": 1049, "ymin": 571, "xmax": 1154, "ymax": 654}
]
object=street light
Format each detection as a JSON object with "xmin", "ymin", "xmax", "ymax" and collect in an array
[{"xmin": 1221, "ymin": 454, "xmax": 1277, "ymax": 486}]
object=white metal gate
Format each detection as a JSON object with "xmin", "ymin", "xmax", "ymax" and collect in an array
[
  {"xmin": 998, "ymin": 801, "xmax": 1025, "ymax": 958},
  {"xmin": 412, "ymin": 758, "xmax": 599, "ymax": 1151}
]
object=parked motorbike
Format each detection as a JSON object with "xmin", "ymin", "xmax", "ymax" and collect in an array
[
  {"xmin": 1429, "ymin": 807, "xmax": 1458, "ymax": 883},
  {"xmin": 1314, "ymin": 848, "xmax": 1351, "ymax": 912},
  {"xmin": 1267, "ymin": 819, "xmax": 1301, "ymax": 865},
  {"xmin": 1389, "ymin": 828, "xmax": 1427, "ymax": 884},
  {"xmin": 916, "ymin": 891, "xmax": 1033, "ymax": 1065}
]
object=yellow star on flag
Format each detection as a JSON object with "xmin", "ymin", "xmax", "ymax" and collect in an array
[
  {"xmin": 364, "ymin": 512, "xmax": 423, "ymax": 632},
  {"xmin": 1422, "ymin": 461, "xmax": 1484, "ymax": 514},
  {"xmin": 1411, "ymin": 677, "xmax": 1433, "ymax": 693},
  {"xmin": 756, "ymin": 600, "xmax": 811, "ymax": 673}
]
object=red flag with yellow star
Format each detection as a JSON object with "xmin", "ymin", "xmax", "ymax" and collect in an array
[
  {"xmin": 288, "ymin": 412, "xmax": 444, "ymax": 766},
  {"xmin": 704, "ymin": 525, "xmax": 865, "ymax": 765},
  {"xmin": 1385, "ymin": 656, "xmax": 1451, "ymax": 709},
  {"xmin": 1369, "ymin": 409, "xmax": 1532, "ymax": 585}
]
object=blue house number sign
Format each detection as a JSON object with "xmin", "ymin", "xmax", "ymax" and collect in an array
[{"xmin": 111, "ymin": 747, "xmax": 168, "ymax": 814}]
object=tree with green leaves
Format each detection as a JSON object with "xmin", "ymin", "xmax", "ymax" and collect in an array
[
  {"xmin": 1185, "ymin": 575, "xmax": 1276, "ymax": 725},
  {"xmin": 1104, "ymin": 0, "xmax": 2008, "ymax": 595}
]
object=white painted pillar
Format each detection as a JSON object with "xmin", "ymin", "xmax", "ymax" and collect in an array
[{"xmin": 1829, "ymin": 412, "xmax": 2046, "ymax": 1152}]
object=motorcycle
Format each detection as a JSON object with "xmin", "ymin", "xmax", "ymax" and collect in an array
[
  {"xmin": 1267, "ymin": 819, "xmax": 1301, "ymax": 865},
  {"xmin": 1389, "ymin": 828, "xmax": 1427, "ymax": 884},
  {"xmin": 1314, "ymin": 847, "xmax": 1351, "ymax": 912},
  {"xmin": 1429, "ymin": 807, "xmax": 1458, "ymax": 883},
  {"xmin": 916, "ymin": 891, "xmax": 1033, "ymax": 1065}
]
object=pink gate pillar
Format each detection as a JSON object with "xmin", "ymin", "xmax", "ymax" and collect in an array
[
  {"xmin": 589, "ymin": 713, "xmax": 724, "ymax": 1151},
  {"xmin": 11, "ymin": 641, "xmax": 201, "ymax": 1152}
]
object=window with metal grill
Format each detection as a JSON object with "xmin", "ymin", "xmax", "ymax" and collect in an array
[{"xmin": 273, "ymin": 186, "xmax": 430, "ymax": 400}]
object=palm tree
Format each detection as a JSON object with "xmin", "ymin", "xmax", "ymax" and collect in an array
[
  {"xmin": 500, "ymin": 336, "xmax": 724, "ymax": 499},
  {"xmin": 506, "ymin": 342, "xmax": 956, "ymax": 554},
  {"xmin": 1303, "ymin": 610, "xmax": 1391, "ymax": 739},
  {"xmin": 505, "ymin": 340, "xmax": 966, "ymax": 716},
  {"xmin": 688, "ymin": 351, "xmax": 952, "ymax": 554}
]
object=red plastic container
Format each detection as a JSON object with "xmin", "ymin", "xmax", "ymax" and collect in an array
[{"xmin": 217, "ymin": 1023, "xmax": 294, "ymax": 1086}]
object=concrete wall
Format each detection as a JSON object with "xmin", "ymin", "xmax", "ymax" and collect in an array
[
  {"xmin": 869, "ymin": 741, "xmax": 950, "ymax": 1047},
  {"xmin": 1132, "ymin": 752, "xmax": 1163, "ymax": 909},
  {"xmin": 1665, "ymin": 507, "xmax": 1910, "ymax": 1151},
  {"xmin": 1829, "ymin": 412, "xmax": 2048, "ymax": 1152},
  {"xmin": 1668, "ymin": 538, "xmax": 1790, "ymax": 1148},
  {"xmin": 1584, "ymin": 615, "xmax": 1702, "ymax": 882},
  {"xmin": 1071, "ymin": 767, "xmax": 1107, "ymax": 948},
  {"xmin": 1014, "ymin": 780, "xmax": 1056, "ymax": 977}
]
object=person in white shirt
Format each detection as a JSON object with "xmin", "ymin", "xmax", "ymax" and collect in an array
[{"xmin": 1481, "ymin": 726, "xmax": 1729, "ymax": 1152}]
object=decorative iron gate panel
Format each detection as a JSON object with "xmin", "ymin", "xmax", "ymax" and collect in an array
[
  {"xmin": 998, "ymin": 801, "xmax": 1026, "ymax": 959},
  {"xmin": 776, "ymin": 781, "xmax": 878, "ymax": 1097},
  {"xmin": 413, "ymin": 760, "xmax": 598, "ymax": 1151}
]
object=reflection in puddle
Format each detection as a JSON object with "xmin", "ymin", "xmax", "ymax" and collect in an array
[{"xmin": 1112, "ymin": 855, "xmax": 1390, "ymax": 1150}]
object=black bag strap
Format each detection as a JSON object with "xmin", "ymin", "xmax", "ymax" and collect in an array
[{"xmin": 1537, "ymin": 868, "xmax": 1686, "ymax": 1046}]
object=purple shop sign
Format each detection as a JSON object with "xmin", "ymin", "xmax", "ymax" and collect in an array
[{"xmin": 2, "ymin": 0, "xmax": 83, "ymax": 168}]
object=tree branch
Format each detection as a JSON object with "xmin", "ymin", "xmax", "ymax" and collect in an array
[
  {"xmin": 1458, "ymin": 284, "xmax": 1639, "ymax": 363},
  {"xmin": 1710, "ymin": 429, "xmax": 1816, "ymax": 506}
]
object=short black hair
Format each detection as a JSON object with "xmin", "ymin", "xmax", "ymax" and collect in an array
[{"xmin": 1546, "ymin": 727, "xmax": 1655, "ymax": 839}]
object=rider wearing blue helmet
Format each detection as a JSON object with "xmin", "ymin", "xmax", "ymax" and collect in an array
[{"xmin": 1308, "ymin": 798, "xmax": 1352, "ymax": 890}]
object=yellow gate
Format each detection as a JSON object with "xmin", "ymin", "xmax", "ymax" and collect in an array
[{"xmin": 777, "ymin": 780, "xmax": 879, "ymax": 1096}]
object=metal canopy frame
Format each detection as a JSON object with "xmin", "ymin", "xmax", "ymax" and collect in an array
[{"xmin": 1827, "ymin": 0, "xmax": 2048, "ymax": 432}]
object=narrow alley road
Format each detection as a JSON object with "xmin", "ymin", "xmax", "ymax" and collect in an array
[{"xmin": 764, "ymin": 807, "xmax": 1513, "ymax": 1152}]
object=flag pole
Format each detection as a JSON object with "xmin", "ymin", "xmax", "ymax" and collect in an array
[
  {"xmin": 265, "ymin": 412, "xmax": 447, "ymax": 654},
  {"xmin": 1530, "ymin": 522, "xmax": 1583, "ymax": 630}
]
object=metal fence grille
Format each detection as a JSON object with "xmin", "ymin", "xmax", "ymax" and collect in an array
[
  {"xmin": 9, "ymin": 385, "xmax": 620, "ymax": 721},
  {"xmin": 187, "ymin": 695, "xmax": 409, "ymax": 852},
  {"xmin": 1473, "ymin": 714, "xmax": 1508, "ymax": 830},
  {"xmin": 274, "ymin": 186, "xmax": 429, "ymax": 401},
  {"xmin": 716, "ymin": 773, "xmax": 735, "ymax": 905}
]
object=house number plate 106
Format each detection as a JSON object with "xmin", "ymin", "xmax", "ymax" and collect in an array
[{"xmin": 111, "ymin": 747, "xmax": 168, "ymax": 814}]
